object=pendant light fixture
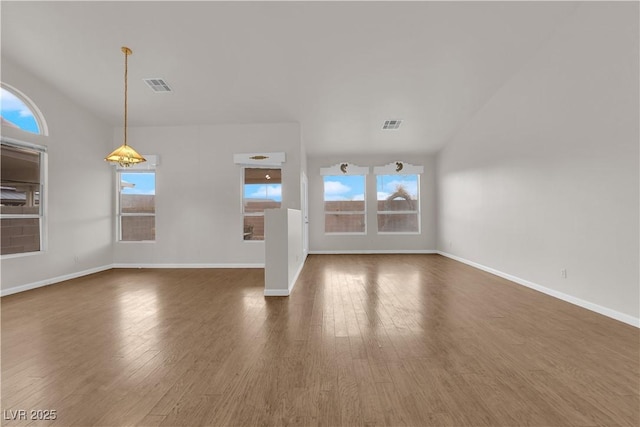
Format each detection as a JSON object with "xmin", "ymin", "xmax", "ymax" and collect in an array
[{"xmin": 105, "ymin": 46, "xmax": 146, "ymax": 167}]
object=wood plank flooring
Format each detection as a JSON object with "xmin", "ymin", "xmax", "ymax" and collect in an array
[{"xmin": 1, "ymin": 254, "xmax": 638, "ymax": 426}]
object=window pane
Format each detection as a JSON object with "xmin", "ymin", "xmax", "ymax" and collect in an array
[
  {"xmin": 119, "ymin": 172, "xmax": 155, "ymax": 242},
  {"xmin": 244, "ymin": 168, "xmax": 281, "ymax": 214},
  {"xmin": 0, "ymin": 87, "xmax": 40, "ymax": 134},
  {"xmin": 377, "ymin": 197, "xmax": 417, "ymax": 212},
  {"xmin": 243, "ymin": 187, "xmax": 281, "ymax": 213},
  {"xmin": 1, "ymin": 143, "xmax": 44, "ymax": 254},
  {"xmin": 323, "ymin": 175, "xmax": 365, "ymax": 212},
  {"xmin": 324, "ymin": 199, "xmax": 365, "ymax": 213},
  {"xmin": 242, "ymin": 168, "xmax": 281, "ymax": 241},
  {"xmin": 325, "ymin": 214, "xmax": 365, "ymax": 233},
  {"xmin": 376, "ymin": 174, "xmax": 418, "ymax": 205},
  {"xmin": 243, "ymin": 216, "xmax": 264, "ymax": 241},
  {"xmin": 323, "ymin": 175, "xmax": 366, "ymax": 233},
  {"xmin": 0, "ymin": 184, "xmax": 40, "ymax": 215},
  {"xmin": 1, "ymin": 145, "xmax": 40, "ymax": 184},
  {"xmin": 1, "ymin": 145, "xmax": 41, "ymax": 216},
  {"xmin": 1, "ymin": 218, "xmax": 40, "ymax": 255},
  {"xmin": 120, "ymin": 173, "xmax": 155, "ymax": 214},
  {"xmin": 121, "ymin": 216, "xmax": 155, "ymax": 241},
  {"xmin": 376, "ymin": 174, "xmax": 420, "ymax": 233},
  {"xmin": 377, "ymin": 213, "xmax": 419, "ymax": 233}
]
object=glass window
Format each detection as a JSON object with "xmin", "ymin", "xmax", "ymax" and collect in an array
[
  {"xmin": 323, "ymin": 175, "xmax": 366, "ymax": 234},
  {"xmin": 243, "ymin": 168, "xmax": 281, "ymax": 241},
  {"xmin": 119, "ymin": 172, "xmax": 155, "ymax": 241},
  {"xmin": 376, "ymin": 174, "xmax": 420, "ymax": 233},
  {"xmin": 0, "ymin": 87, "xmax": 40, "ymax": 134},
  {"xmin": 1, "ymin": 142, "xmax": 45, "ymax": 255}
]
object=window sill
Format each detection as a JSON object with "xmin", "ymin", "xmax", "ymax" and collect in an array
[
  {"xmin": 324, "ymin": 232, "xmax": 367, "ymax": 236},
  {"xmin": 377, "ymin": 232, "xmax": 422, "ymax": 235},
  {"xmin": 1, "ymin": 250, "xmax": 44, "ymax": 260}
]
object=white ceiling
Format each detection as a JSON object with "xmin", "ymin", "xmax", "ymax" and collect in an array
[{"xmin": 1, "ymin": 1, "xmax": 579, "ymax": 156}]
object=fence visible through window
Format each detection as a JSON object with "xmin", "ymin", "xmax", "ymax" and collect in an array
[
  {"xmin": 119, "ymin": 172, "xmax": 156, "ymax": 241},
  {"xmin": 323, "ymin": 175, "xmax": 366, "ymax": 234},
  {"xmin": 376, "ymin": 174, "xmax": 420, "ymax": 233},
  {"xmin": 1, "ymin": 142, "xmax": 45, "ymax": 255}
]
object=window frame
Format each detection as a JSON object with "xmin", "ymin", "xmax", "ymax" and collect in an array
[
  {"xmin": 116, "ymin": 169, "xmax": 156, "ymax": 243},
  {"xmin": 0, "ymin": 82, "xmax": 48, "ymax": 136},
  {"xmin": 322, "ymin": 174, "xmax": 367, "ymax": 235},
  {"xmin": 320, "ymin": 162, "xmax": 369, "ymax": 236},
  {"xmin": 373, "ymin": 161, "xmax": 424, "ymax": 235},
  {"xmin": 241, "ymin": 166, "xmax": 282, "ymax": 242},
  {"xmin": 0, "ymin": 138, "xmax": 48, "ymax": 258}
]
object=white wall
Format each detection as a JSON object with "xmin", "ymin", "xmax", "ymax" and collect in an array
[
  {"xmin": 300, "ymin": 140, "xmax": 309, "ymax": 255},
  {"xmin": 437, "ymin": 2, "xmax": 639, "ymax": 322},
  {"xmin": 1, "ymin": 59, "xmax": 114, "ymax": 293},
  {"xmin": 308, "ymin": 153, "xmax": 437, "ymax": 253},
  {"xmin": 264, "ymin": 208, "xmax": 304, "ymax": 296},
  {"xmin": 113, "ymin": 123, "xmax": 301, "ymax": 266}
]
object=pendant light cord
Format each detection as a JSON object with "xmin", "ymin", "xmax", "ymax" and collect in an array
[
  {"xmin": 105, "ymin": 46, "xmax": 145, "ymax": 166},
  {"xmin": 123, "ymin": 48, "xmax": 129, "ymax": 147}
]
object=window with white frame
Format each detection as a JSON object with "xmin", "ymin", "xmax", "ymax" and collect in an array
[
  {"xmin": 118, "ymin": 170, "xmax": 156, "ymax": 241},
  {"xmin": 320, "ymin": 163, "xmax": 368, "ymax": 234},
  {"xmin": 1, "ymin": 141, "xmax": 46, "ymax": 255},
  {"xmin": 0, "ymin": 84, "xmax": 45, "ymax": 135},
  {"xmin": 243, "ymin": 167, "xmax": 282, "ymax": 241},
  {"xmin": 374, "ymin": 161, "xmax": 423, "ymax": 234}
]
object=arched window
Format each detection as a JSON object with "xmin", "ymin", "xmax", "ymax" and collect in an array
[{"xmin": 0, "ymin": 84, "xmax": 47, "ymax": 135}]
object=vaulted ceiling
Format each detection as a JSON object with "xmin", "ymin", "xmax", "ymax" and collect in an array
[{"xmin": 1, "ymin": 1, "xmax": 579, "ymax": 155}]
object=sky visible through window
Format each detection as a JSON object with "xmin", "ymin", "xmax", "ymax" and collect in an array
[
  {"xmin": 244, "ymin": 184, "xmax": 282, "ymax": 202},
  {"xmin": 323, "ymin": 175, "xmax": 365, "ymax": 201},
  {"xmin": 121, "ymin": 173, "xmax": 155, "ymax": 194},
  {"xmin": 0, "ymin": 87, "xmax": 39, "ymax": 134},
  {"xmin": 323, "ymin": 175, "xmax": 419, "ymax": 201},
  {"xmin": 376, "ymin": 175, "xmax": 418, "ymax": 200}
]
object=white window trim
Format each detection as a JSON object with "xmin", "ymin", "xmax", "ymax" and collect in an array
[
  {"xmin": 373, "ymin": 161, "xmax": 424, "ymax": 175},
  {"xmin": 234, "ymin": 152, "xmax": 285, "ymax": 167},
  {"xmin": 116, "ymin": 168, "xmax": 156, "ymax": 242},
  {"xmin": 0, "ymin": 83, "xmax": 49, "ymax": 136},
  {"xmin": 320, "ymin": 162, "xmax": 369, "ymax": 176},
  {"xmin": 321, "ymin": 164, "xmax": 368, "ymax": 235},
  {"xmin": 241, "ymin": 165, "xmax": 282, "ymax": 242},
  {"xmin": 0, "ymin": 137, "xmax": 48, "ymax": 258}
]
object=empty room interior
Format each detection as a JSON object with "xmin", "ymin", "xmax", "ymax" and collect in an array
[{"xmin": 1, "ymin": 1, "xmax": 638, "ymax": 426}]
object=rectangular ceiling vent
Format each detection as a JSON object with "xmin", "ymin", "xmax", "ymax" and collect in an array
[
  {"xmin": 143, "ymin": 78, "xmax": 172, "ymax": 93},
  {"xmin": 382, "ymin": 119, "xmax": 402, "ymax": 130}
]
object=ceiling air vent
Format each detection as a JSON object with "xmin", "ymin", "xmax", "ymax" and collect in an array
[
  {"xmin": 143, "ymin": 78, "xmax": 172, "ymax": 93},
  {"xmin": 382, "ymin": 119, "xmax": 402, "ymax": 130}
]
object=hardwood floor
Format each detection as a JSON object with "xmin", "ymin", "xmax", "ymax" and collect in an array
[{"xmin": 1, "ymin": 254, "xmax": 638, "ymax": 426}]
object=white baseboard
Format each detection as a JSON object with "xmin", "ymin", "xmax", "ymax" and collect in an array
[
  {"xmin": 264, "ymin": 289, "xmax": 290, "ymax": 296},
  {"xmin": 112, "ymin": 263, "xmax": 264, "ymax": 269},
  {"xmin": 1, "ymin": 265, "xmax": 113, "ymax": 297},
  {"xmin": 264, "ymin": 253, "xmax": 308, "ymax": 297},
  {"xmin": 309, "ymin": 249, "xmax": 437, "ymax": 255},
  {"xmin": 437, "ymin": 251, "xmax": 640, "ymax": 328},
  {"xmin": 289, "ymin": 253, "xmax": 307, "ymax": 294}
]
